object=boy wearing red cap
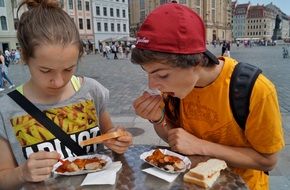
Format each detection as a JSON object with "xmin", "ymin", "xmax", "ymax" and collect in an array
[{"xmin": 132, "ymin": 2, "xmax": 284, "ymax": 190}]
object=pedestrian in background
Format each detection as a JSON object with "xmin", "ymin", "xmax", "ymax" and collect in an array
[
  {"xmin": 132, "ymin": 2, "xmax": 284, "ymax": 189},
  {"xmin": 226, "ymin": 41, "xmax": 231, "ymax": 57},
  {"xmin": 0, "ymin": 50, "xmax": 15, "ymax": 89},
  {"xmin": 0, "ymin": 1, "xmax": 132, "ymax": 189},
  {"xmin": 118, "ymin": 44, "xmax": 124, "ymax": 59},
  {"xmin": 221, "ymin": 41, "xmax": 227, "ymax": 56},
  {"xmin": 111, "ymin": 42, "xmax": 118, "ymax": 59},
  {"xmin": 14, "ymin": 47, "xmax": 21, "ymax": 64}
]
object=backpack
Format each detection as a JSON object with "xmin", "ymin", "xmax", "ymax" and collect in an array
[
  {"xmin": 229, "ymin": 62, "xmax": 262, "ymax": 130},
  {"xmin": 230, "ymin": 63, "xmax": 270, "ymax": 175}
]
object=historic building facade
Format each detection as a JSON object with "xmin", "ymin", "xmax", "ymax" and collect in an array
[
  {"xmin": 62, "ymin": 0, "xmax": 94, "ymax": 51},
  {"xmin": 0, "ymin": 0, "xmax": 95, "ymax": 52},
  {"xmin": 0, "ymin": 0, "xmax": 19, "ymax": 51},
  {"xmin": 232, "ymin": 3, "xmax": 250, "ymax": 40},
  {"xmin": 129, "ymin": 0, "xmax": 232, "ymax": 43},
  {"xmin": 92, "ymin": 0, "xmax": 129, "ymax": 47},
  {"xmin": 232, "ymin": 1, "xmax": 289, "ymax": 41}
]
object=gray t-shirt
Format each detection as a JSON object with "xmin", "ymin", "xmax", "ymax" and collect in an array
[{"xmin": 0, "ymin": 77, "xmax": 109, "ymax": 165}]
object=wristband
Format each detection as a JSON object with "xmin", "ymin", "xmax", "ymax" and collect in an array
[{"xmin": 148, "ymin": 109, "xmax": 165, "ymax": 125}]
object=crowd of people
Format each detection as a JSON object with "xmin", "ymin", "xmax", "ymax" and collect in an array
[
  {"xmin": 0, "ymin": 1, "xmax": 285, "ymax": 190},
  {"xmin": 99, "ymin": 42, "xmax": 135, "ymax": 60}
]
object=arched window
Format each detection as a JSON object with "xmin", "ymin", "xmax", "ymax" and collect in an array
[{"xmin": 0, "ymin": 16, "xmax": 8, "ymax": 30}]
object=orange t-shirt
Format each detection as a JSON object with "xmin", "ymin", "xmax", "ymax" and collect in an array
[{"xmin": 180, "ymin": 57, "xmax": 285, "ymax": 189}]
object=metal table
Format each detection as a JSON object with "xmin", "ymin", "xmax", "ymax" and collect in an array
[{"xmin": 21, "ymin": 144, "xmax": 248, "ymax": 190}]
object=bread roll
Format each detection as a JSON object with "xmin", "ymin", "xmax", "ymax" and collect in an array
[
  {"xmin": 184, "ymin": 171, "xmax": 220, "ymax": 188},
  {"xmin": 188, "ymin": 159, "xmax": 227, "ymax": 180},
  {"xmin": 183, "ymin": 158, "xmax": 227, "ymax": 188}
]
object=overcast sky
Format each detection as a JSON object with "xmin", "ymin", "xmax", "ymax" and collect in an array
[{"xmin": 236, "ymin": 0, "xmax": 290, "ymax": 15}]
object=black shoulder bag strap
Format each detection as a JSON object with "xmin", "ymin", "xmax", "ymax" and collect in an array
[
  {"xmin": 8, "ymin": 90, "xmax": 86, "ymax": 156},
  {"xmin": 229, "ymin": 62, "xmax": 262, "ymax": 130}
]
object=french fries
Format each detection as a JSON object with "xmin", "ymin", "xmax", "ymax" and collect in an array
[{"xmin": 11, "ymin": 100, "xmax": 98, "ymax": 146}]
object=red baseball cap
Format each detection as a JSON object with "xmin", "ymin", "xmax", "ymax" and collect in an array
[{"xmin": 136, "ymin": 2, "xmax": 219, "ymax": 64}]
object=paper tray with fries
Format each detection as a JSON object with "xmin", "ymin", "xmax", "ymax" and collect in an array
[
  {"xmin": 140, "ymin": 149, "xmax": 191, "ymax": 174},
  {"xmin": 53, "ymin": 154, "xmax": 112, "ymax": 176}
]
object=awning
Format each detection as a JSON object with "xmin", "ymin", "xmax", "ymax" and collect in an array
[
  {"xmin": 100, "ymin": 37, "xmax": 119, "ymax": 43},
  {"xmin": 117, "ymin": 36, "xmax": 136, "ymax": 42}
]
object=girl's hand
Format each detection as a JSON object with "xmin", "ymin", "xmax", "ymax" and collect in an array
[
  {"xmin": 133, "ymin": 92, "xmax": 163, "ymax": 122},
  {"xmin": 19, "ymin": 151, "xmax": 60, "ymax": 182},
  {"xmin": 167, "ymin": 128, "xmax": 205, "ymax": 156},
  {"xmin": 103, "ymin": 127, "xmax": 133, "ymax": 154}
]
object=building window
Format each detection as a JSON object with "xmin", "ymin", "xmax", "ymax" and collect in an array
[
  {"xmin": 140, "ymin": 0, "xmax": 145, "ymax": 9},
  {"xmin": 103, "ymin": 7, "xmax": 107, "ymax": 16},
  {"xmin": 110, "ymin": 8, "xmax": 114, "ymax": 17},
  {"xmin": 117, "ymin": 23, "xmax": 121, "ymax": 32},
  {"xmin": 122, "ymin": 9, "xmax": 126, "ymax": 18},
  {"xmin": 122, "ymin": 0, "xmax": 125, "ymax": 2},
  {"xmin": 0, "ymin": 16, "xmax": 7, "ymax": 30},
  {"xmin": 111, "ymin": 23, "xmax": 114, "ymax": 31},
  {"xmin": 77, "ymin": 0, "xmax": 82, "ymax": 10},
  {"xmin": 195, "ymin": 0, "xmax": 200, "ymax": 6},
  {"xmin": 211, "ymin": 0, "xmax": 216, "ymax": 8},
  {"xmin": 68, "ymin": 0, "xmax": 73, "ymax": 9},
  {"xmin": 96, "ymin": 6, "xmax": 100, "ymax": 15},
  {"xmin": 160, "ymin": 0, "xmax": 166, "ymax": 4},
  {"xmin": 195, "ymin": 7, "xmax": 200, "ymax": 15},
  {"xmin": 85, "ymin": 1, "xmax": 90, "ymax": 11},
  {"xmin": 104, "ymin": 23, "xmax": 108, "ymax": 31},
  {"xmin": 116, "ymin": 9, "xmax": 120, "ymax": 17},
  {"xmin": 211, "ymin": 9, "xmax": 215, "ymax": 22},
  {"xmin": 79, "ymin": 18, "xmax": 83, "ymax": 29},
  {"xmin": 86, "ymin": 19, "xmax": 91, "ymax": 30},
  {"xmin": 97, "ymin": 22, "xmax": 101, "ymax": 31},
  {"xmin": 179, "ymin": 0, "xmax": 186, "ymax": 4},
  {"xmin": 123, "ymin": 24, "xmax": 126, "ymax": 32},
  {"xmin": 140, "ymin": 10, "xmax": 145, "ymax": 22},
  {"xmin": 0, "ymin": 0, "xmax": 5, "ymax": 7}
]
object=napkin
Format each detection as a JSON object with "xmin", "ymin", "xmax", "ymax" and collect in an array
[
  {"xmin": 81, "ymin": 161, "xmax": 122, "ymax": 186},
  {"xmin": 142, "ymin": 167, "xmax": 180, "ymax": 183}
]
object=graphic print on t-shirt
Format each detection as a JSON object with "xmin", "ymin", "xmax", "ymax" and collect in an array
[{"xmin": 10, "ymin": 100, "xmax": 100, "ymax": 158}]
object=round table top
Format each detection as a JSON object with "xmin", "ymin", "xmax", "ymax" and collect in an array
[{"xmin": 22, "ymin": 144, "xmax": 248, "ymax": 190}]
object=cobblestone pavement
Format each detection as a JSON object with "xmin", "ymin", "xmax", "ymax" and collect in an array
[{"xmin": 2, "ymin": 44, "xmax": 290, "ymax": 189}]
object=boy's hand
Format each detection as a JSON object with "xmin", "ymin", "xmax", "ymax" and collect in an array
[{"xmin": 133, "ymin": 92, "xmax": 163, "ymax": 122}]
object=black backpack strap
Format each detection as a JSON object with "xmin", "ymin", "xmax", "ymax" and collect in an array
[
  {"xmin": 8, "ymin": 90, "xmax": 87, "ymax": 156},
  {"xmin": 229, "ymin": 62, "xmax": 262, "ymax": 130}
]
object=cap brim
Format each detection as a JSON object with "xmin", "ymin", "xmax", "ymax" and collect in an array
[{"xmin": 204, "ymin": 50, "xmax": 219, "ymax": 65}]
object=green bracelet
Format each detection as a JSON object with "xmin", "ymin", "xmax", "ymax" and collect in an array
[{"xmin": 149, "ymin": 109, "xmax": 165, "ymax": 125}]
